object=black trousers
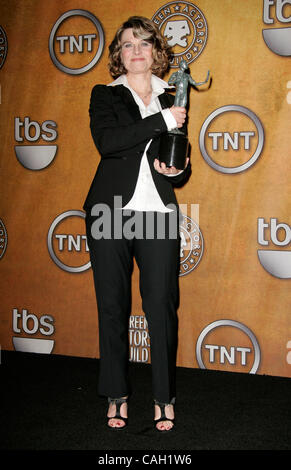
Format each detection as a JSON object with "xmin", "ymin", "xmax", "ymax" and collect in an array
[{"xmin": 85, "ymin": 209, "xmax": 180, "ymax": 403}]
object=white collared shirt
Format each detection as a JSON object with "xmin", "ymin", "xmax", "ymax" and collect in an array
[{"xmin": 107, "ymin": 74, "xmax": 182, "ymax": 213}]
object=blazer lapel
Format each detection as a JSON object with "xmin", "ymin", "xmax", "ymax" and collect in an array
[
  {"xmin": 113, "ymin": 85, "xmax": 175, "ymax": 115},
  {"xmin": 112, "ymin": 84, "xmax": 142, "ymax": 121},
  {"xmin": 112, "ymin": 85, "xmax": 174, "ymax": 119}
]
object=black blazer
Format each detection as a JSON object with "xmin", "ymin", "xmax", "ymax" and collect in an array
[{"xmin": 83, "ymin": 83, "xmax": 191, "ymax": 212}]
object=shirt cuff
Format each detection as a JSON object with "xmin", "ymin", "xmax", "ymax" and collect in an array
[
  {"xmin": 161, "ymin": 108, "xmax": 177, "ymax": 131},
  {"xmin": 165, "ymin": 170, "xmax": 184, "ymax": 177}
]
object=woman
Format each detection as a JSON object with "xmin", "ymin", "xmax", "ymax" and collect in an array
[{"xmin": 84, "ymin": 16, "xmax": 190, "ymax": 432}]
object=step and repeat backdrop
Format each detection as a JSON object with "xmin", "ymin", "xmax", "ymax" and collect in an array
[{"xmin": 0, "ymin": 0, "xmax": 290, "ymax": 378}]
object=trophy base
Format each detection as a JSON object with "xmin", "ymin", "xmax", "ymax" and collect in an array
[{"xmin": 159, "ymin": 132, "xmax": 189, "ymax": 170}]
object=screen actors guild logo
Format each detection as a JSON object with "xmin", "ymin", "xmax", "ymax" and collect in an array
[
  {"xmin": 0, "ymin": 219, "xmax": 8, "ymax": 260},
  {"xmin": 49, "ymin": 10, "xmax": 104, "ymax": 75},
  {"xmin": 152, "ymin": 2, "xmax": 208, "ymax": 68},
  {"xmin": 164, "ymin": 20, "xmax": 190, "ymax": 47},
  {"xmin": 0, "ymin": 26, "xmax": 8, "ymax": 69},
  {"xmin": 129, "ymin": 315, "xmax": 150, "ymax": 363},
  {"xmin": 179, "ymin": 214, "xmax": 203, "ymax": 276}
]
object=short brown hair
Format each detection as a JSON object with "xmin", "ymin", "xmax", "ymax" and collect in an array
[{"xmin": 108, "ymin": 16, "xmax": 171, "ymax": 78}]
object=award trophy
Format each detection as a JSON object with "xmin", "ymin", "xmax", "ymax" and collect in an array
[{"xmin": 159, "ymin": 60, "xmax": 210, "ymax": 170}]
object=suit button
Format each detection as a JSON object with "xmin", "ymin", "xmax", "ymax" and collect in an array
[{"xmin": 122, "ymin": 157, "xmax": 127, "ymax": 160}]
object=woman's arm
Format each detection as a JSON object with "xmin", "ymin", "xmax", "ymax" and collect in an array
[{"xmin": 89, "ymin": 85, "xmax": 168, "ymax": 157}]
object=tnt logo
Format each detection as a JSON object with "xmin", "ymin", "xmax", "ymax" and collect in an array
[
  {"xmin": 56, "ymin": 34, "xmax": 96, "ymax": 54},
  {"xmin": 48, "ymin": 210, "xmax": 90, "ymax": 273},
  {"xmin": 257, "ymin": 218, "xmax": 291, "ymax": 278},
  {"xmin": 208, "ymin": 131, "xmax": 255, "ymax": 151},
  {"xmin": 12, "ymin": 308, "xmax": 55, "ymax": 354},
  {"xmin": 14, "ymin": 117, "xmax": 58, "ymax": 170},
  {"xmin": 262, "ymin": 0, "xmax": 291, "ymax": 56},
  {"xmin": 199, "ymin": 105, "xmax": 264, "ymax": 174},
  {"xmin": 49, "ymin": 10, "xmax": 104, "ymax": 75},
  {"xmin": 196, "ymin": 320, "xmax": 261, "ymax": 374}
]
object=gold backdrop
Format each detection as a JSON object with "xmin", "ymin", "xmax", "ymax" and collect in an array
[{"xmin": 0, "ymin": 0, "xmax": 290, "ymax": 378}]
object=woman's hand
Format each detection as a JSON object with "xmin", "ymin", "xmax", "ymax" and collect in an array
[
  {"xmin": 170, "ymin": 106, "xmax": 186, "ymax": 128},
  {"xmin": 154, "ymin": 157, "xmax": 189, "ymax": 175}
]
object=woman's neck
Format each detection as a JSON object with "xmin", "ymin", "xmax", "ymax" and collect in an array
[{"xmin": 126, "ymin": 72, "xmax": 152, "ymax": 98}]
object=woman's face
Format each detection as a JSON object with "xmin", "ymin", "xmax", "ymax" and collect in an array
[{"xmin": 120, "ymin": 28, "xmax": 153, "ymax": 75}]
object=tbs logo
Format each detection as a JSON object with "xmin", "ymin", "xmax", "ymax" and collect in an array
[
  {"xmin": 262, "ymin": 0, "xmax": 291, "ymax": 56},
  {"xmin": 14, "ymin": 117, "xmax": 58, "ymax": 170},
  {"xmin": 12, "ymin": 308, "xmax": 55, "ymax": 354},
  {"xmin": 257, "ymin": 218, "xmax": 291, "ymax": 279}
]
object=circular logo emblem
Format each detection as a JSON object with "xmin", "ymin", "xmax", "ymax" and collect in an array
[
  {"xmin": 196, "ymin": 319, "xmax": 261, "ymax": 374},
  {"xmin": 0, "ymin": 26, "xmax": 8, "ymax": 69},
  {"xmin": 0, "ymin": 218, "xmax": 8, "ymax": 260},
  {"xmin": 152, "ymin": 1, "xmax": 208, "ymax": 68},
  {"xmin": 49, "ymin": 10, "xmax": 104, "ymax": 75},
  {"xmin": 262, "ymin": 2, "xmax": 291, "ymax": 56},
  {"xmin": 199, "ymin": 105, "xmax": 264, "ymax": 174},
  {"xmin": 179, "ymin": 214, "xmax": 203, "ymax": 276},
  {"xmin": 47, "ymin": 210, "xmax": 90, "ymax": 273}
]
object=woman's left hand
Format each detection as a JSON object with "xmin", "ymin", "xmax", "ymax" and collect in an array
[{"xmin": 154, "ymin": 158, "xmax": 189, "ymax": 175}]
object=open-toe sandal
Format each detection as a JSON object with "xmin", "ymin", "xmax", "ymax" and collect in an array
[
  {"xmin": 107, "ymin": 396, "xmax": 128, "ymax": 430},
  {"xmin": 154, "ymin": 398, "xmax": 175, "ymax": 432}
]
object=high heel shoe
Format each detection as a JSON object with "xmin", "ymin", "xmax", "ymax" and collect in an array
[
  {"xmin": 107, "ymin": 396, "xmax": 128, "ymax": 430},
  {"xmin": 154, "ymin": 397, "xmax": 175, "ymax": 432}
]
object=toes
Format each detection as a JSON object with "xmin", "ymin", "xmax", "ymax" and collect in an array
[
  {"xmin": 108, "ymin": 418, "xmax": 125, "ymax": 428},
  {"xmin": 156, "ymin": 420, "xmax": 173, "ymax": 431}
]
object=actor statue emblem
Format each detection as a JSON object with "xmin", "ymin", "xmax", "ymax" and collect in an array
[{"xmin": 159, "ymin": 60, "xmax": 210, "ymax": 169}]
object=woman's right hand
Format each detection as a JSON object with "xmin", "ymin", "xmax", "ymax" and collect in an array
[{"xmin": 170, "ymin": 106, "xmax": 187, "ymax": 128}]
